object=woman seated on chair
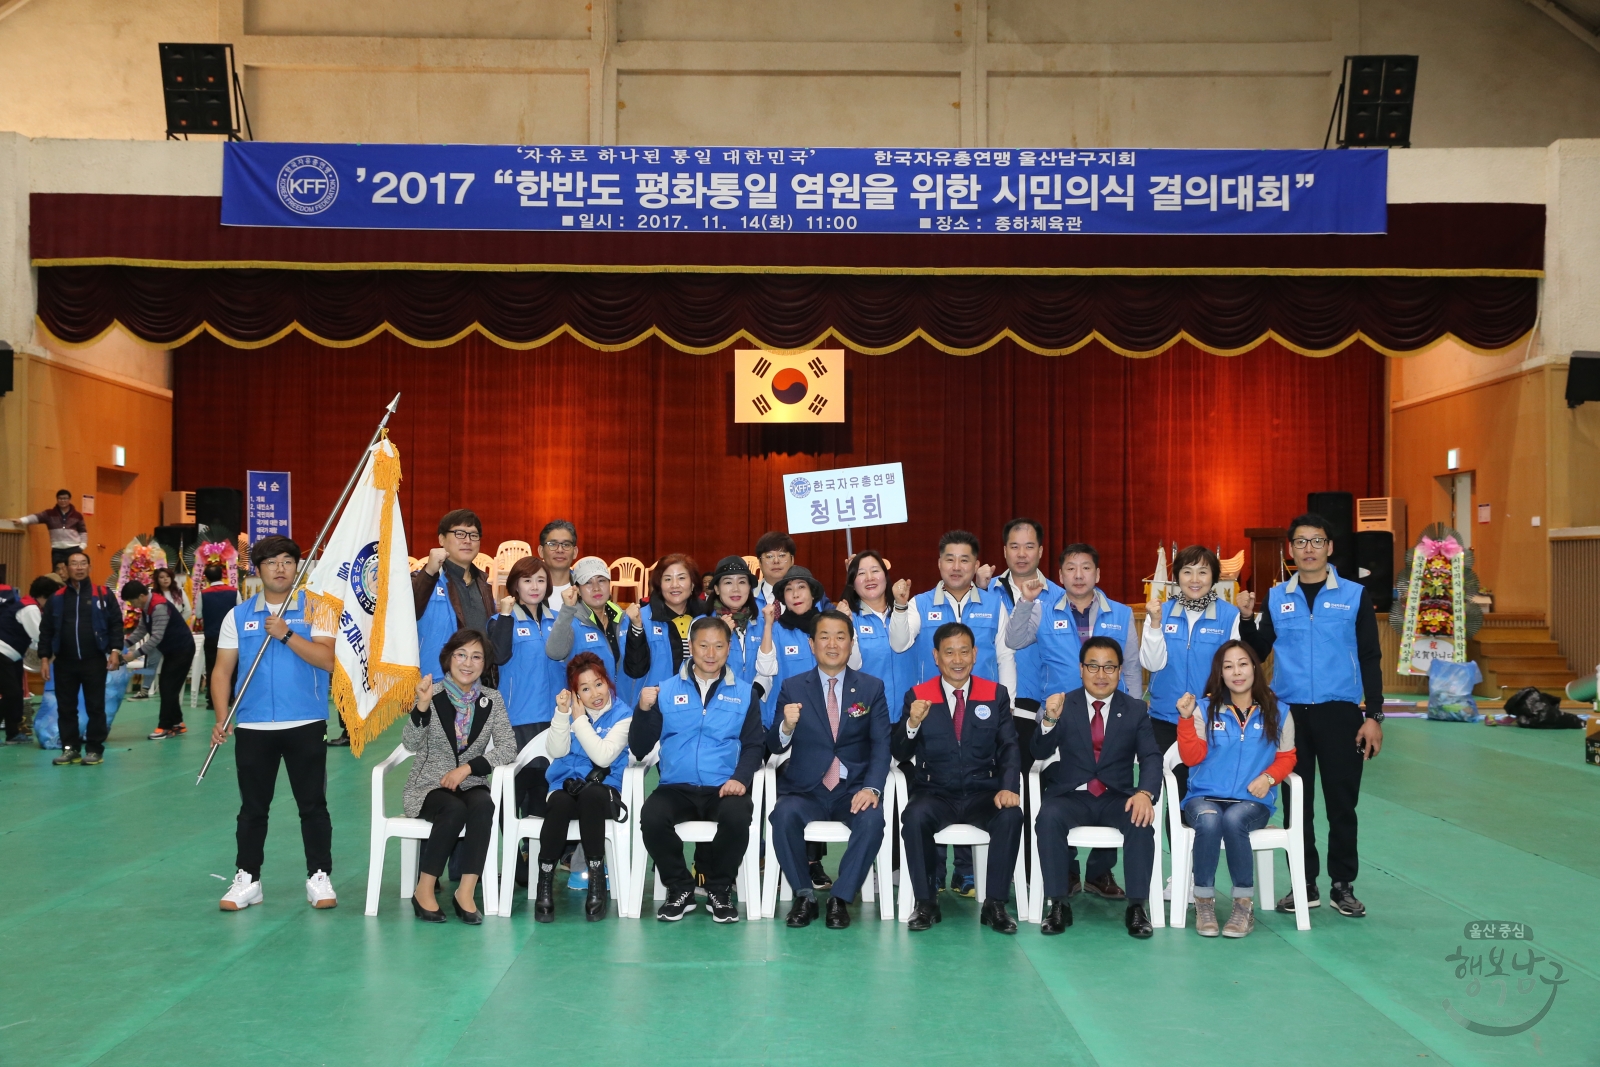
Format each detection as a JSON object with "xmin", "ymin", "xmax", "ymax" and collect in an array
[
  {"xmin": 1175, "ymin": 640, "xmax": 1296, "ymax": 938},
  {"xmin": 533, "ymin": 651, "xmax": 633, "ymax": 923},
  {"xmin": 402, "ymin": 627, "xmax": 517, "ymax": 925}
]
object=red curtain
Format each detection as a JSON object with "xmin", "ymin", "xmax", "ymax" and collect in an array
[{"xmin": 173, "ymin": 333, "xmax": 1383, "ymax": 604}]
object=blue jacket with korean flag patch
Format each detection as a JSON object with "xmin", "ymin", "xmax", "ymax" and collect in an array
[{"xmin": 629, "ymin": 664, "xmax": 765, "ymax": 789}]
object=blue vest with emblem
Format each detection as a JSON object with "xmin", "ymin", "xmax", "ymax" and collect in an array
[
  {"xmin": 496, "ymin": 607, "xmax": 564, "ymax": 726},
  {"xmin": 761, "ymin": 624, "xmax": 817, "ymax": 728},
  {"xmin": 655, "ymin": 669, "xmax": 758, "ymax": 788},
  {"xmin": 1266, "ymin": 568, "xmax": 1365, "ymax": 705},
  {"xmin": 545, "ymin": 701, "xmax": 632, "ymax": 792},
  {"xmin": 990, "ymin": 576, "xmax": 1064, "ymax": 703},
  {"xmin": 230, "ymin": 592, "xmax": 330, "ymax": 723},
  {"xmin": 416, "ymin": 569, "xmax": 460, "ymax": 681},
  {"xmin": 1186, "ymin": 705, "xmax": 1281, "ymax": 809},
  {"xmin": 910, "ymin": 587, "xmax": 1000, "ymax": 686},
  {"xmin": 1034, "ymin": 590, "xmax": 1135, "ymax": 698},
  {"xmin": 1147, "ymin": 598, "xmax": 1240, "ymax": 723},
  {"xmin": 639, "ymin": 613, "xmax": 684, "ymax": 688},
  {"xmin": 851, "ymin": 607, "xmax": 917, "ymax": 722},
  {"xmin": 722, "ymin": 618, "xmax": 763, "ymax": 688},
  {"xmin": 566, "ymin": 604, "xmax": 637, "ymax": 707}
]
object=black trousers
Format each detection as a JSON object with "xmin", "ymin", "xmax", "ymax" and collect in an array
[
  {"xmin": 538, "ymin": 782, "xmax": 618, "ymax": 866},
  {"xmin": 202, "ymin": 635, "xmax": 219, "ymax": 707},
  {"xmin": 156, "ymin": 640, "xmax": 195, "ymax": 729},
  {"xmin": 1287, "ymin": 701, "xmax": 1366, "ymax": 885},
  {"xmin": 1038, "ymin": 790, "xmax": 1155, "ymax": 903},
  {"xmin": 0, "ymin": 656, "xmax": 23, "ymax": 739},
  {"xmin": 418, "ymin": 785, "xmax": 497, "ymax": 879},
  {"xmin": 511, "ymin": 721, "xmax": 552, "ymax": 818},
  {"xmin": 234, "ymin": 720, "xmax": 332, "ymax": 878},
  {"xmin": 641, "ymin": 784, "xmax": 753, "ymax": 894},
  {"xmin": 52, "ymin": 655, "xmax": 108, "ymax": 754},
  {"xmin": 901, "ymin": 790, "xmax": 1023, "ymax": 904}
]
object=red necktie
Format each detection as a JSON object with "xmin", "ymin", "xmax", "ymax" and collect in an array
[
  {"xmin": 951, "ymin": 687, "xmax": 966, "ymax": 743},
  {"xmin": 1087, "ymin": 699, "xmax": 1107, "ymax": 797}
]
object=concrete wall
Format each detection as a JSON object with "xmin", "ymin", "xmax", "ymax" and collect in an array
[{"xmin": 1, "ymin": 0, "xmax": 1599, "ymax": 147}]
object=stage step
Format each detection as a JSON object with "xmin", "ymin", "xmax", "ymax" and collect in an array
[{"xmin": 1467, "ymin": 620, "xmax": 1579, "ymax": 697}]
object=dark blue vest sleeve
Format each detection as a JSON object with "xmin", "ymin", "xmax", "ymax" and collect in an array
[
  {"xmin": 629, "ymin": 702, "xmax": 663, "ymax": 759},
  {"xmin": 732, "ymin": 702, "xmax": 765, "ymax": 788}
]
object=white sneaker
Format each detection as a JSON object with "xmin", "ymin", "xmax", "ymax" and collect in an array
[
  {"xmin": 220, "ymin": 870, "xmax": 263, "ymax": 911},
  {"xmin": 306, "ymin": 870, "xmax": 338, "ymax": 909},
  {"xmin": 1163, "ymin": 875, "xmax": 1172, "ymax": 901}
]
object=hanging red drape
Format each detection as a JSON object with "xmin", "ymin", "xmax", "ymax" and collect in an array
[{"xmin": 173, "ymin": 332, "xmax": 1383, "ymax": 602}]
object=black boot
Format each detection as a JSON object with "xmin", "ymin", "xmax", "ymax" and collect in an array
[
  {"xmin": 584, "ymin": 859, "xmax": 608, "ymax": 921},
  {"xmin": 533, "ymin": 864, "xmax": 556, "ymax": 923}
]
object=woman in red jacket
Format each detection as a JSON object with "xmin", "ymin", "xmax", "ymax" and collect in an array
[{"xmin": 1176, "ymin": 640, "xmax": 1296, "ymax": 938}]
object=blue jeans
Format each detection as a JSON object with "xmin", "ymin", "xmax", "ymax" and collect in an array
[{"xmin": 1185, "ymin": 796, "xmax": 1271, "ymax": 898}]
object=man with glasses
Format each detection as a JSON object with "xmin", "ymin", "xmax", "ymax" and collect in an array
[
  {"xmin": 537, "ymin": 520, "xmax": 579, "ymax": 603},
  {"xmin": 1237, "ymin": 512, "xmax": 1384, "ymax": 919},
  {"xmin": 413, "ymin": 509, "xmax": 496, "ymax": 687},
  {"xmin": 1032, "ymin": 636, "xmax": 1162, "ymax": 939}
]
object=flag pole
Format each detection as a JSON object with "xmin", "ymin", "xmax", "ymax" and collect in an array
[{"xmin": 196, "ymin": 393, "xmax": 401, "ymax": 784}]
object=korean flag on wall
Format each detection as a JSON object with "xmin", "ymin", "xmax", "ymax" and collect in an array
[{"xmin": 734, "ymin": 349, "xmax": 845, "ymax": 424}]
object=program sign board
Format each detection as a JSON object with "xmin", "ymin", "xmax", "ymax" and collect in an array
[
  {"xmin": 246, "ymin": 470, "xmax": 291, "ymax": 543},
  {"xmin": 223, "ymin": 143, "xmax": 1387, "ymax": 236},
  {"xmin": 784, "ymin": 463, "xmax": 908, "ymax": 535}
]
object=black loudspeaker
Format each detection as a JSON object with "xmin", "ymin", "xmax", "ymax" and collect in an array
[
  {"xmin": 153, "ymin": 524, "xmax": 200, "ymax": 570},
  {"xmin": 1338, "ymin": 55, "xmax": 1417, "ymax": 147},
  {"xmin": 1567, "ymin": 352, "xmax": 1600, "ymax": 408},
  {"xmin": 0, "ymin": 342, "xmax": 12, "ymax": 396},
  {"xmin": 158, "ymin": 43, "xmax": 237, "ymax": 136},
  {"xmin": 1354, "ymin": 531, "xmax": 1395, "ymax": 613},
  {"xmin": 1305, "ymin": 491, "xmax": 1358, "ymax": 579},
  {"xmin": 195, "ymin": 487, "xmax": 243, "ymax": 542}
]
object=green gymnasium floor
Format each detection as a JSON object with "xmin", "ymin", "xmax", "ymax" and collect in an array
[{"xmin": 2, "ymin": 700, "xmax": 1594, "ymax": 1067}]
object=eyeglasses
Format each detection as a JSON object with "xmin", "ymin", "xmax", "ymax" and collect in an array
[
  {"xmin": 447, "ymin": 529, "xmax": 481, "ymax": 542},
  {"xmin": 1081, "ymin": 662, "xmax": 1121, "ymax": 675},
  {"xmin": 1290, "ymin": 537, "xmax": 1329, "ymax": 550},
  {"xmin": 542, "ymin": 539, "xmax": 576, "ymax": 550}
]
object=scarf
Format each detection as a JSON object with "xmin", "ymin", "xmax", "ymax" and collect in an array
[
  {"xmin": 442, "ymin": 676, "xmax": 480, "ymax": 754},
  {"xmin": 1174, "ymin": 588, "xmax": 1218, "ymax": 614},
  {"xmin": 778, "ymin": 606, "xmax": 820, "ymax": 635}
]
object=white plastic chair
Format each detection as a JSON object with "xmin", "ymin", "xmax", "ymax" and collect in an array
[
  {"xmin": 1164, "ymin": 744, "xmax": 1310, "ymax": 931},
  {"xmin": 1026, "ymin": 751, "xmax": 1166, "ymax": 927},
  {"xmin": 892, "ymin": 766, "xmax": 1030, "ymax": 923},
  {"xmin": 627, "ymin": 745, "xmax": 766, "ymax": 920},
  {"xmin": 609, "ymin": 556, "xmax": 645, "ymax": 604},
  {"xmin": 759, "ymin": 750, "xmax": 896, "ymax": 921},
  {"xmin": 493, "ymin": 730, "xmax": 635, "ymax": 918},
  {"xmin": 187, "ymin": 632, "xmax": 206, "ymax": 707},
  {"xmin": 364, "ymin": 743, "xmax": 501, "ymax": 917}
]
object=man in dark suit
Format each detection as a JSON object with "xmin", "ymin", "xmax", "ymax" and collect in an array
[
  {"xmin": 1032, "ymin": 635, "xmax": 1162, "ymax": 938},
  {"xmin": 767, "ymin": 609, "xmax": 892, "ymax": 929},
  {"xmin": 893, "ymin": 621, "xmax": 1023, "ymax": 934}
]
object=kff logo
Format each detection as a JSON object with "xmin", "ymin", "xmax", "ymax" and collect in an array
[{"xmin": 276, "ymin": 155, "xmax": 340, "ymax": 215}]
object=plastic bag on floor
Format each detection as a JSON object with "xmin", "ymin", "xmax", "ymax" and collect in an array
[
  {"xmin": 33, "ymin": 667, "xmax": 131, "ymax": 749},
  {"xmin": 1426, "ymin": 660, "xmax": 1482, "ymax": 722},
  {"xmin": 1504, "ymin": 686, "xmax": 1584, "ymax": 729}
]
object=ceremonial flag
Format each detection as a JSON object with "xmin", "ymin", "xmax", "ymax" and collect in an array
[
  {"xmin": 305, "ymin": 436, "xmax": 419, "ymax": 755},
  {"xmin": 735, "ymin": 349, "xmax": 845, "ymax": 423}
]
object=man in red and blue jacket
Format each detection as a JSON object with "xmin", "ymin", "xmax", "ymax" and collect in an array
[{"xmin": 38, "ymin": 550, "xmax": 122, "ymax": 765}]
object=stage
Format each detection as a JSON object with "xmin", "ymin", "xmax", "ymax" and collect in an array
[{"xmin": 2, "ymin": 699, "xmax": 1592, "ymax": 1067}]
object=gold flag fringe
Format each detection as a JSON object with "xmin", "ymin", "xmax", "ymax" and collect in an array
[
  {"xmin": 333, "ymin": 661, "xmax": 420, "ymax": 757},
  {"xmin": 371, "ymin": 437, "xmax": 402, "ymax": 666}
]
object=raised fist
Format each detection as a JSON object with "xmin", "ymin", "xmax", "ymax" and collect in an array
[
  {"xmin": 625, "ymin": 602, "xmax": 642, "ymax": 626},
  {"xmin": 415, "ymin": 673, "xmax": 437, "ymax": 711},
  {"xmin": 1146, "ymin": 595, "xmax": 1162, "ymax": 621},
  {"xmin": 1236, "ymin": 590, "xmax": 1257, "ymax": 617},
  {"xmin": 762, "ymin": 600, "xmax": 780, "ymax": 625},
  {"xmin": 426, "ymin": 547, "xmax": 448, "ymax": 573},
  {"xmin": 1043, "ymin": 692, "xmax": 1066, "ymax": 720},
  {"xmin": 556, "ymin": 689, "xmax": 573, "ymax": 714},
  {"xmin": 498, "ymin": 595, "xmax": 516, "ymax": 616},
  {"xmin": 908, "ymin": 698, "xmax": 933, "ymax": 726},
  {"xmin": 1020, "ymin": 575, "xmax": 1045, "ymax": 603},
  {"xmin": 638, "ymin": 686, "xmax": 660, "ymax": 711},
  {"xmin": 891, "ymin": 578, "xmax": 912, "ymax": 606},
  {"xmin": 1176, "ymin": 692, "xmax": 1198, "ymax": 718},
  {"xmin": 976, "ymin": 563, "xmax": 994, "ymax": 587},
  {"xmin": 783, "ymin": 702, "xmax": 802, "ymax": 729},
  {"xmin": 562, "ymin": 585, "xmax": 580, "ymax": 607}
]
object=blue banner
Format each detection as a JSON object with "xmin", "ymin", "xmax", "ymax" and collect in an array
[
  {"xmin": 245, "ymin": 471, "xmax": 292, "ymax": 543},
  {"xmin": 222, "ymin": 143, "xmax": 1386, "ymax": 236}
]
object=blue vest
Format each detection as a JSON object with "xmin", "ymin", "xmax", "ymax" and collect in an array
[
  {"xmin": 1186, "ymin": 706, "xmax": 1281, "ymax": 810},
  {"xmin": 1267, "ymin": 569, "xmax": 1365, "ymax": 706},
  {"xmin": 655, "ymin": 668, "xmax": 758, "ymax": 788},
  {"xmin": 416, "ymin": 569, "xmax": 460, "ymax": 679},
  {"xmin": 1147, "ymin": 598, "xmax": 1240, "ymax": 723},
  {"xmin": 496, "ymin": 608, "xmax": 564, "ymax": 726},
  {"xmin": 910, "ymin": 586, "xmax": 1000, "ymax": 686},
  {"xmin": 1034, "ymin": 590, "xmax": 1135, "ymax": 698},
  {"xmin": 721, "ymin": 617, "xmax": 764, "ymax": 688},
  {"xmin": 566, "ymin": 604, "xmax": 637, "ymax": 708},
  {"xmin": 48, "ymin": 583, "xmax": 116, "ymax": 658},
  {"xmin": 761, "ymin": 626, "xmax": 817, "ymax": 728},
  {"xmin": 990, "ymin": 575, "xmax": 1061, "ymax": 704},
  {"xmin": 639, "ymin": 613, "xmax": 685, "ymax": 688},
  {"xmin": 545, "ymin": 701, "xmax": 632, "ymax": 792},
  {"xmin": 851, "ymin": 607, "xmax": 917, "ymax": 722},
  {"xmin": 230, "ymin": 592, "xmax": 330, "ymax": 724},
  {"xmin": 145, "ymin": 595, "xmax": 193, "ymax": 658}
]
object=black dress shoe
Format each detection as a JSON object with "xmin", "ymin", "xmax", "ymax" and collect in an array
[
  {"xmin": 533, "ymin": 867, "xmax": 556, "ymax": 923},
  {"xmin": 1039, "ymin": 897, "xmax": 1073, "ymax": 935},
  {"xmin": 980, "ymin": 899, "xmax": 1018, "ymax": 934},
  {"xmin": 452, "ymin": 897, "xmax": 484, "ymax": 925},
  {"xmin": 1125, "ymin": 902, "xmax": 1153, "ymax": 939},
  {"xmin": 585, "ymin": 859, "xmax": 608, "ymax": 921},
  {"xmin": 412, "ymin": 897, "xmax": 446, "ymax": 923},
  {"xmin": 906, "ymin": 899, "xmax": 942, "ymax": 931},
  {"xmin": 825, "ymin": 896, "xmax": 851, "ymax": 930},
  {"xmin": 786, "ymin": 894, "xmax": 819, "ymax": 928}
]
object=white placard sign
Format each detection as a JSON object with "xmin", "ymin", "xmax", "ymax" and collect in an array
[{"xmin": 783, "ymin": 462, "xmax": 908, "ymax": 535}]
